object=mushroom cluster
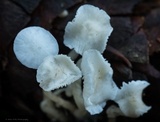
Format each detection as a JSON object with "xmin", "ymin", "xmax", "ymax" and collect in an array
[{"xmin": 13, "ymin": 4, "xmax": 151, "ymax": 121}]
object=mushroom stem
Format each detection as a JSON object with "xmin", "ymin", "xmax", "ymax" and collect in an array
[
  {"xmin": 68, "ymin": 49, "xmax": 79, "ymax": 61},
  {"xmin": 73, "ymin": 59, "xmax": 85, "ymax": 111},
  {"xmin": 106, "ymin": 45, "xmax": 132, "ymax": 68},
  {"xmin": 43, "ymin": 91, "xmax": 77, "ymax": 113},
  {"xmin": 40, "ymin": 92, "xmax": 67, "ymax": 122},
  {"xmin": 65, "ymin": 58, "xmax": 87, "ymax": 118}
]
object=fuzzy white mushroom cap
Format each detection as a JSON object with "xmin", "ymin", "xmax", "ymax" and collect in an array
[
  {"xmin": 64, "ymin": 4, "xmax": 113, "ymax": 55},
  {"xmin": 81, "ymin": 49, "xmax": 118, "ymax": 115},
  {"xmin": 13, "ymin": 26, "xmax": 59, "ymax": 69},
  {"xmin": 115, "ymin": 80, "xmax": 151, "ymax": 117},
  {"xmin": 36, "ymin": 55, "xmax": 82, "ymax": 91}
]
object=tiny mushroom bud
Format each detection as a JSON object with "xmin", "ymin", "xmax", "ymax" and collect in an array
[
  {"xmin": 81, "ymin": 49, "xmax": 118, "ymax": 115},
  {"xmin": 58, "ymin": 10, "xmax": 69, "ymax": 18},
  {"xmin": 64, "ymin": 4, "xmax": 113, "ymax": 55},
  {"xmin": 13, "ymin": 26, "xmax": 59, "ymax": 69},
  {"xmin": 36, "ymin": 55, "xmax": 82, "ymax": 91},
  {"xmin": 106, "ymin": 105, "xmax": 124, "ymax": 118},
  {"xmin": 106, "ymin": 105, "xmax": 124, "ymax": 122},
  {"xmin": 114, "ymin": 80, "xmax": 151, "ymax": 117}
]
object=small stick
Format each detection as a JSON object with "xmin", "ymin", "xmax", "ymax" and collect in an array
[{"xmin": 106, "ymin": 45, "xmax": 132, "ymax": 68}]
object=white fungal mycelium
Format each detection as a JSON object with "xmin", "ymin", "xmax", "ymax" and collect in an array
[
  {"xmin": 13, "ymin": 26, "xmax": 59, "ymax": 69},
  {"xmin": 64, "ymin": 4, "xmax": 113, "ymax": 55},
  {"xmin": 81, "ymin": 49, "xmax": 118, "ymax": 115},
  {"xmin": 114, "ymin": 80, "xmax": 151, "ymax": 117},
  {"xmin": 36, "ymin": 55, "xmax": 82, "ymax": 91}
]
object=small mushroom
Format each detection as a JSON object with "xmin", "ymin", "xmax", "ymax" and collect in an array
[
  {"xmin": 36, "ymin": 55, "xmax": 82, "ymax": 91},
  {"xmin": 13, "ymin": 26, "xmax": 59, "ymax": 69},
  {"xmin": 81, "ymin": 49, "xmax": 118, "ymax": 115},
  {"xmin": 106, "ymin": 105, "xmax": 124, "ymax": 122},
  {"xmin": 64, "ymin": 4, "xmax": 113, "ymax": 55},
  {"xmin": 106, "ymin": 105, "xmax": 124, "ymax": 118},
  {"xmin": 114, "ymin": 80, "xmax": 151, "ymax": 117},
  {"xmin": 58, "ymin": 10, "xmax": 69, "ymax": 18}
]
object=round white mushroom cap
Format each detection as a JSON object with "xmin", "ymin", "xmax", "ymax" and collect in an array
[
  {"xmin": 64, "ymin": 4, "xmax": 113, "ymax": 55},
  {"xmin": 81, "ymin": 49, "xmax": 118, "ymax": 115},
  {"xmin": 36, "ymin": 55, "xmax": 82, "ymax": 91},
  {"xmin": 115, "ymin": 80, "xmax": 151, "ymax": 117},
  {"xmin": 13, "ymin": 26, "xmax": 59, "ymax": 69}
]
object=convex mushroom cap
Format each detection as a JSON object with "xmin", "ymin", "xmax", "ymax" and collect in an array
[
  {"xmin": 81, "ymin": 49, "xmax": 118, "ymax": 115},
  {"xmin": 36, "ymin": 55, "xmax": 82, "ymax": 91},
  {"xmin": 115, "ymin": 80, "xmax": 151, "ymax": 117},
  {"xmin": 13, "ymin": 26, "xmax": 59, "ymax": 69},
  {"xmin": 64, "ymin": 4, "xmax": 113, "ymax": 55}
]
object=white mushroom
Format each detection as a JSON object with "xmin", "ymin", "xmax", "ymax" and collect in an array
[
  {"xmin": 81, "ymin": 49, "xmax": 118, "ymax": 115},
  {"xmin": 115, "ymin": 80, "xmax": 151, "ymax": 117},
  {"xmin": 36, "ymin": 54, "xmax": 82, "ymax": 91},
  {"xmin": 64, "ymin": 4, "xmax": 113, "ymax": 55},
  {"xmin": 13, "ymin": 26, "xmax": 59, "ymax": 69}
]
